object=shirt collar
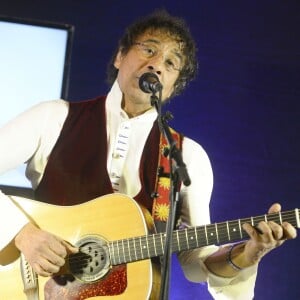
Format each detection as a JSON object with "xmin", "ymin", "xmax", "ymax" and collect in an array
[{"xmin": 106, "ymin": 80, "xmax": 158, "ymax": 122}]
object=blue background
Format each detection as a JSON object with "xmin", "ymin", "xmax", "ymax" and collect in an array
[{"xmin": 1, "ymin": 1, "xmax": 299, "ymax": 299}]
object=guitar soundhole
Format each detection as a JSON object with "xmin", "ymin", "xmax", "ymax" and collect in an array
[{"xmin": 69, "ymin": 235, "xmax": 110, "ymax": 282}]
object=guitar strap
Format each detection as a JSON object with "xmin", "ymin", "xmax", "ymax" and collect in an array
[{"xmin": 151, "ymin": 128, "xmax": 183, "ymax": 233}]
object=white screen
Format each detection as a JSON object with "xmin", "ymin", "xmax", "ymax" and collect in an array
[{"xmin": 0, "ymin": 19, "xmax": 72, "ymax": 188}]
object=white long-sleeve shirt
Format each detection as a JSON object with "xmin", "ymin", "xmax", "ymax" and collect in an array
[{"xmin": 0, "ymin": 81, "xmax": 257, "ymax": 299}]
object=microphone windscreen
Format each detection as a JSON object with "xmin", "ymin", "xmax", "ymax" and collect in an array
[{"xmin": 139, "ymin": 72, "xmax": 162, "ymax": 94}]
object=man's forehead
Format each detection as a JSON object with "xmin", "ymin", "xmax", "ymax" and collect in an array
[{"xmin": 137, "ymin": 30, "xmax": 185, "ymax": 51}]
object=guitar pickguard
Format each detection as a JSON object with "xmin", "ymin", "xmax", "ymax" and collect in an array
[
  {"xmin": 43, "ymin": 234, "xmax": 127, "ymax": 299},
  {"xmin": 44, "ymin": 264, "xmax": 127, "ymax": 299}
]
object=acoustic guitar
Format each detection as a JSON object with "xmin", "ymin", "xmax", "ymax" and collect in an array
[{"xmin": 0, "ymin": 193, "xmax": 298, "ymax": 299}]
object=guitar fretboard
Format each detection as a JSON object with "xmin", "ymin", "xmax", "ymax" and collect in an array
[{"xmin": 109, "ymin": 209, "xmax": 299, "ymax": 266}]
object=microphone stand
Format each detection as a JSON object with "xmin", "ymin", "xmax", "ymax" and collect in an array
[{"xmin": 150, "ymin": 91, "xmax": 191, "ymax": 300}]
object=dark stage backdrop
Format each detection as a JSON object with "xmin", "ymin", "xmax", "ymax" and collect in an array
[{"xmin": 1, "ymin": 1, "xmax": 299, "ymax": 299}]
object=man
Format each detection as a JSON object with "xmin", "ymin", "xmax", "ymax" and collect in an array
[{"xmin": 0, "ymin": 10, "xmax": 297, "ymax": 299}]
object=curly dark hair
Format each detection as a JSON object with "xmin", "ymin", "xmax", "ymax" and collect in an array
[{"xmin": 106, "ymin": 10, "xmax": 198, "ymax": 98}]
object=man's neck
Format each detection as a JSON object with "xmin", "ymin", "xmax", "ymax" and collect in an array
[{"xmin": 121, "ymin": 99, "xmax": 153, "ymax": 118}]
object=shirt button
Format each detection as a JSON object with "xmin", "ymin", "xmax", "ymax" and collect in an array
[
  {"xmin": 112, "ymin": 153, "xmax": 120, "ymax": 159},
  {"xmin": 111, "ymin": 172, "xmax": 118, "ymax": 178}
]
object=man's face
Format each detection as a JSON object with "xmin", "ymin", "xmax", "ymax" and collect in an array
[{"xmin": 114, "ymin": 30, "xmax": 184, "ymax": 114}]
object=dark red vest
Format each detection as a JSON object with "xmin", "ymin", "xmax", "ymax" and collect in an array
[{"xmin": 35, "ymin": 96, "xmax": 162, "ymax": 213}]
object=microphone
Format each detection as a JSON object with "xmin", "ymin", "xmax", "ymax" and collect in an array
[{"xmin": 139, "ymin": 72, "xmax": 163, "ymax": 94}]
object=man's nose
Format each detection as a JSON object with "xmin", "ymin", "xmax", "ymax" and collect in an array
[
  {"xmin": 147, "ymin": 65, "xmax": 162, "ymax": 76},
  {"xmin": 146, "ymin": 54, "xmax": 164, "ymax": 75}
]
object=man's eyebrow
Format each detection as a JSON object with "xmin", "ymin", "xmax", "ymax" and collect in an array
[
  {"xmin": 139, "ymin": 38, "xmax": 184, "ymax": 63},
  {"xmin": 139, "ymin": 38, "xmax": 160, "ymax": 44},
  {"xmin": 172, "ymin": 50, "xmax": 183, "ymax": 62}
]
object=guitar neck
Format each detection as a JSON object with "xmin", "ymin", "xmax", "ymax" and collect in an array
[{"xmin": 109, "ymin": 209, "xmax": 299, "ymax": 266}]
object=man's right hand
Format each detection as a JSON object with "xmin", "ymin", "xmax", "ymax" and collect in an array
[{"xmin": 14, "ymin": 222, "xmax": 78, "ymax": 277}]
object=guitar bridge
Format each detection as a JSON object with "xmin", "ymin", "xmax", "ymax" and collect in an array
[{"xmin": 20, "ymin": 253, "xmax": 39, "ymax": 299}]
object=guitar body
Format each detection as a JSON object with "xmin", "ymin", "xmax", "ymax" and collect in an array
[
  {"xmin": 1, "ymin": 193, "xmax": 298, "ymax": 299},
  {"xmin": 0, "ymin": 194, "xmax": 153, "ymax": 299}
]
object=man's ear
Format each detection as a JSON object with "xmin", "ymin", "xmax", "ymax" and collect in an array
[{"xmin": 114, "ymin": 50, "xmax": 123, "ymax": 69}]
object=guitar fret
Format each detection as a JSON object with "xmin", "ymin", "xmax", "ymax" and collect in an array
[
  {"xmin": 157, "ymin": 234, "xmax": 164, "ymax": 256},
  {"xmin": 145, "ymin": 237, "xmax": 150, "ymax": 258},
  {"xmin": 136, "ymin": 237, "xmax": 143, "ymax": 260},
  {"xmin": 174, "ymin": 230, "xmax": 183, "ymax": 251},
  {"xmin": 194, "ymin": 227, "xmax": 199, "ymax": 247},
  {"xmin": 160, "ymin": 233, "xmax": 165, "ymax": 255},
  {"xmin": 176, "ymin": 231, "xmax": 181, "ymax": 251},
  {"xmin": 127, "ymin": 239, "xmax": 131, "ymax": 262},
  {"xmin": 114, "ymin": 242, "xmax": 118, "ymax": 265},
  {"xmin": 133, "ymin": 238, "xmax": 138, "ymax": 261},
  {"xmin": 150, "ymin": 234, "xmax": 156, "ymax": 257},
  {"xmin": 215, "ymin": 223, "xmax": 219, "ymax": 244},
  {"xmin": 152, "ymin": 234, "xmax": 158, "ymax": 257},
  {"xmin": 238, "ymin": 219, "xmax": 242, "ymax": 239},
  {"xmin": 226, "ymin": 221, "xmax": 231, "ymax": 241},
  {"xmin": 146, "ymin": 236, "xmax": 152, "ymax": 258},
  {"xmin": 155, "ymin": 235, "xmax": 161, "ymax": 256},
  {"xmin": 139, "ymin": 236, "xmax": 144, "ymax": 260},
  {"xmin": 109, "ymin": 242, "xmax": 115, "ymax": 265},
  {"xmin": 205, "ymin": 226, "xmax": 209, "ymax": 245},
  {"xmin": 117, "ymin": 240, "xmax": 121, "ymax": 264},
  {"xmin": 185, "ymin": 229, "xmax": 190, "ymax": 249},
  {"xmin": 295, "ymin": 209, "xmax": 300, "ymax": 227},
  {"xmin": 279, "ymin": 212, "xmax": 283, "ymax": 225},
  {"xmin": 121, "ymin": 240, "xmax": 126, "ymax": 262},
  {"xmin": 177, "ymin": 231, "xmax": 181, "ymax": 251},
  {"xmin": 113, "ymin": 241, "xmax": 117, "ymax": 264}
]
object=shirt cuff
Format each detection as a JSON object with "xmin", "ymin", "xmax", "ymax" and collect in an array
[
  {"xmin": 207, "ymin": 264, "xmax": 258, "ymax": 300},
  {"xmin": 178, "ymin": 246, "xmax": 258, "ymax": 300}
]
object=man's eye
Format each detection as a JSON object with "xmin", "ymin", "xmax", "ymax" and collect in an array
[
  {"xmin": 143, "ymin": 47, "xmax": 155, "ymax": 55},
  {"xmin": 166, "ymin": 59, "xmax": 174, "ymax": 66}
]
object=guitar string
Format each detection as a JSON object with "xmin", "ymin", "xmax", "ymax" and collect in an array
[
  {"xmin": 66, "ymin": 211, "xmax": 298, "ymax": 267},
  {"xmin": 65, "ymin": 211, "xmax": 298, "ymax": 267},
  {"xmin": 66, "ymin": 211, "xmax": 298, "ymax": 266}
]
